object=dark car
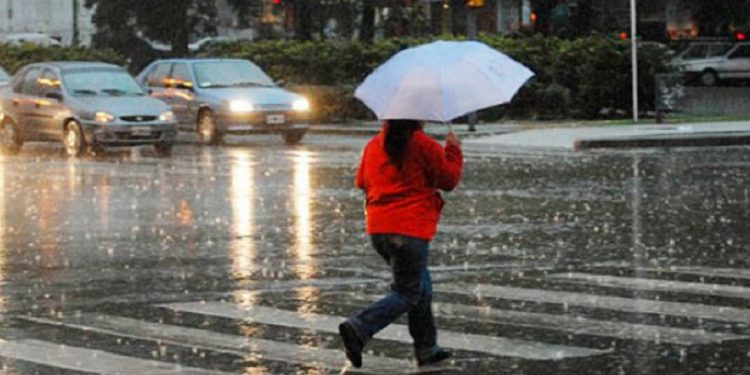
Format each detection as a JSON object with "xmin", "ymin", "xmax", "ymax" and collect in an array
[
  {"xmin": 136, "ymin": 59, "xmax": 310, "ymax": 145},
  {"xmin": 0, "ymin": 62, "xmax": 177, "ymax": 157}
]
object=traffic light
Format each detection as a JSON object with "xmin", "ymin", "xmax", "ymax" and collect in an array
[{"xmin": 467, "ymin": 0, "xmax": 485, "ymax": 7}]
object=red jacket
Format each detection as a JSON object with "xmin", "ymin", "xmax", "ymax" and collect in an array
[{"xmin": 356, "ymin": 126, "xmax": 463, "ymax": 240}]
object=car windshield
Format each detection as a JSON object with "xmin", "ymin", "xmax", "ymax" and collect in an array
[
  {"xmin": 62, "ymin": 68, "xmax": 144, "ymax": 96},
  {"xmin": 681, "ymin": 44, "xmax": 710, "ymax": 59},
  {"xmin": 193, "ymin": 61, "xmax": 275, "ymax": 88},
  {"xmin": 681, "ymin": 43, "xmax": 733, "ymax": 60}
]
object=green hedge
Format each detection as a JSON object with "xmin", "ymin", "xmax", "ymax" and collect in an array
[
  {"xmin": 0, "ymin": 43, "xmax": 125, "ymax": 74},
  {"xmin": 0, "ymin": 38, "xmax": 673, "ymax": 123},
  {"xmin": 203, "ymin": 35, "xmax": 674, "ymax": 122}
]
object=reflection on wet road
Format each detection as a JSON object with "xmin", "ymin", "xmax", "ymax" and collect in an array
[{"xmin": 0, "ymin": 136, "xmax": 749, "ymax": 374}]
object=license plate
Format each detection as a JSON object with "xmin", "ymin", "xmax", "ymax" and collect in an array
[
  {"xmin": 266, "ymin": 114, "xmax": 285, "ymax": 125},
  {"xmin": 132, "ymin": 127, "xmax": 151, "ymax": 136}
]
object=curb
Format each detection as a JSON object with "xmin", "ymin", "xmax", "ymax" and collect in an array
[{"xmin": 574, "ymin": 133, "xmax": 750, "ymax": 150}]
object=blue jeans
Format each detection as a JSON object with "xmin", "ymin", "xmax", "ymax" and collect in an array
[{"xmin": 348, "ymin": 234, "xmax": 437, "ymax": 353}]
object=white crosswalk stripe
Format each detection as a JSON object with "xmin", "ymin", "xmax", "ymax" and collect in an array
[
  {"xmin": 0, "ymin": 339, "xmax": 232, "ymax": 375},
  {"xmin": 435, "ymin": 282, "xmax": 750, "ymax": 324},
  {"xmin": 547, "ymin": 272, "xmax": 750, "ymax": 300},
  {"xmin": 640, "ymin": 266, "xmax": 750, "ymax": 281}
]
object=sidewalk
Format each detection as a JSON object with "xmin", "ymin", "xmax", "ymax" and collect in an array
[
  {"xmin": 308, "ymin": 121, "xmax": 523, "ymax": 139},
  {"xmin": 464, "ymin": 121, "xmax": 750, "ymax": 152}
]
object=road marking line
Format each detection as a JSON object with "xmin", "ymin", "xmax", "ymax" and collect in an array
[
  {"xmin": 548, "ymin": 272, "xmax": 750, "ymax": 300},
  {"xmin": 344, "ymin": 294, "xmax": 748, "ymax": 345},
  {"xmin": 160, "ymin": 302, "xmax": 610, "ymax": 360},
  {"xmin": 430, "ymin": 261, "xmax": 553, "ymax": 273},
  {"xmin": 434, "ymin": 283, "xmax": 750, "ymax": 324},
  {"xmin": 640, "ymin": 266, "xmax": 750, "ymax": 281},
  {"xmin": 17, "ymin": 315, "xmax": 440, "ymax": 374},
  {"xmin": 0, "ymin": 338, "xmax": 231, "ymax": 375},
  {"xmin": 237, "ymin": 277, "xmax": 382, "ymax": 291}
]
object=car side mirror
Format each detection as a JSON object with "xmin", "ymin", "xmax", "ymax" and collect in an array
[{"xmin": 45, "ymin": 92, "xmax": 63, "ymax": 102}]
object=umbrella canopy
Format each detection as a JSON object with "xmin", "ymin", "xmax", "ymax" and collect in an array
[{"xmin": 355, "ymin": 40, "xmax": 534, "ymax": 122}]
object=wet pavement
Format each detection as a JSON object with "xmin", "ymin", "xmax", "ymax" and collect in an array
[{"xmin": 0, "ymin": 134, "xmax": 749, "ymax": 374}]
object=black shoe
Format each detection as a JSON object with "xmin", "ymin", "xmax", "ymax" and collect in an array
[
  {"xmin": 338, "ymin": 321, "xmax": 363, "ymax": 368},
  {"xmin": 417, "ymin": 347, "xmax": 452, "ymax": 367}
]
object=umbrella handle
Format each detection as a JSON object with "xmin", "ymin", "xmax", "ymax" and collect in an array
[{"xmin": 446, "ymin": 122, "xmax": 452, "ymax": 133}]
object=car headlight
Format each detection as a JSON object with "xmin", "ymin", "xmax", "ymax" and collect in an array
[
  {"xmin": 95, "ymin": 111, "xmax": 115, "ymax": 124},
  {"xmin": 229, "ymin": 100, "xmax": 254, "ymax": 113},
  {"xmin": 159, "ymin": 110, "xmax": 175, "ymax": 122},
  {"xmin": 293, "ymin": 98, "xmax": 310, "ymax": 112}
]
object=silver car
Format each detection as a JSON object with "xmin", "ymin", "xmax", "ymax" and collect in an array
[
  {"xmin": 0, "ymin": 66, "xmax": 10, "ymax": 86},
  {"xmin": 672, "ymin": 42, "xmax": 750, "ymax": 86},
  {"xmin": 0, "ymin": 62, "xmax": 178, "ymax": 157},
  {"xmin": 137, "ymin": 58, "xmax": 310, "ymax": 145}
]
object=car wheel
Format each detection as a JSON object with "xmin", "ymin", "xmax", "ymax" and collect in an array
[
  {"xmin": 198, "ymin": 110, "xmax": 223, "ymax": 145},
  {"xmin": 64, "ymin": 121, "xmax": 87, "ymax": 157},
  {"xmin": 700, "ymin": 70, "xmax": 719, "ymax": 86},
  {"xmin": 282, "ymin": 129, "xmax": 306, "ymax": 145},
  {"xmin": 0, "ymin": 120, "xmax": 22, "ymax": 155},
  {"xmin": 154, "ymin": 143, "xmax": 173, "ymax": 157}
]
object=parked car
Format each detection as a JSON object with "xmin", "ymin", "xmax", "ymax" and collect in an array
[
  {"xmin": 136, "ymin": 58, "xmax": 310, "ymax": 144},
  {"xmin": 0, "ymin": 62, "xmax": 177, "ymax": 157},
  {"xmin": 671, "ymin": 41, "xmax": 750, "ymax": 86},
  {"xmin": 188, "ymin": 36, "xmax": 235, "ymax": 51},
  {"xmin": 0, "ymin": 33, "xmax": 62, "ymax": 47},
  {"xmin": 0, "ymin": 66, "xmax": 10, "ymax": 86}
]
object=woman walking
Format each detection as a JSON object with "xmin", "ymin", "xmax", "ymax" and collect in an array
[{"xmin": 339, "ymin": 119, "xmax": 463, "ymax": 368}]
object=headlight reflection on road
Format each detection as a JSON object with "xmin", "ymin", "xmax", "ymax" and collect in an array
[
  {"xmin": 292, "ymin": 150, "xmax": 315, "ymax": 280},
  {"xmin": 0, "ymin": 155, "xmax": 6, "ymax": 313},
  {"xmin": 229, "ymin": 149, "xmax": 257, "ymax": 308},
  {"xmin": 291, "ymin": 151, "xmax": 321, "ymax": 319},
  {"xmin": 99, "ymin": 174, "xmax": 111, "ymax": 231}
]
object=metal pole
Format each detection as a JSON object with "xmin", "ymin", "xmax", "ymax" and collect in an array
[
  {"xmin": 467, "ymin": 5, "xmax": 478, "ymax": 132},
  {"xmin": 630, "ymin": 0, "xmax": 638, "ymax": 123}
]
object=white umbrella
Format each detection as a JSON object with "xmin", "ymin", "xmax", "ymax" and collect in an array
[{"xmin": 355, "ymin": 40, "xmax": 534, "ymax": 122}]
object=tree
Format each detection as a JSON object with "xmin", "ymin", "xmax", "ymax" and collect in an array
[
  {"xmin": 530, "ymin": 0, "xmax": 558, "ymax": 35},
  {"xmin": 686, "ymin": 0, "xmax": 750, "ymax": 36},
  {"xmin": 360, "ymin": 0, "xmax": 376, "ymax": 42},
  {"xmin": 292, "ymin": 0, "xmax": 319, "ymax": 40},
  {"xmin": 429, "ymin": 1, "xmax": 443, "ymax": 35},
  {"xmin": 85, "ymin": 0, "xmax": 218, "ymax": 58},
  {"xmin": 226, "ymin": 0, "xmax": 262, "ymax": 28}
]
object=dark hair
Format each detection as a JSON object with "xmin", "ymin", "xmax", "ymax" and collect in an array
[{"xmin": 384, "ymin": 119, "xmax": 422, "ymax": 168}]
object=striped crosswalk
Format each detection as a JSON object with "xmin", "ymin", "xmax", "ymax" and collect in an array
[
  {"xmin": 160, "ymin": 302, "xmax": 609, "ymax": 360},
  {"xmin": 1, "ymin": 265, "xmax": 750, "ymax": 374}
]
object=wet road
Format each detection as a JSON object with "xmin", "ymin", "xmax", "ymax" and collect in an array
[{"xmin": 0, "ymin": 134, "xmax": 749, "ymax": 374}]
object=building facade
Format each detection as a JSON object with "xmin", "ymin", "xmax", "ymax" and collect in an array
[{"xmin": 0, "ymin": 0, "xmax": 95, "ymax": 45}]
